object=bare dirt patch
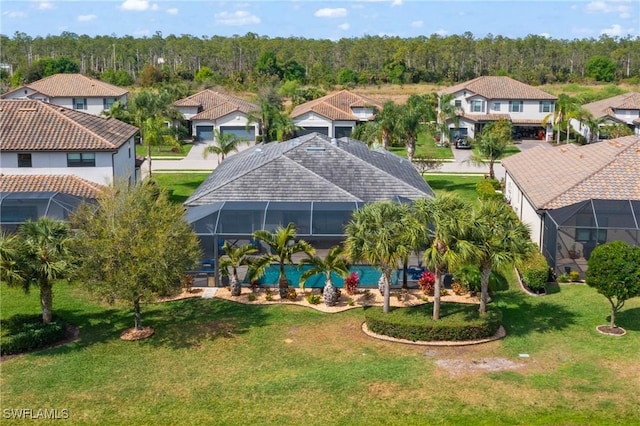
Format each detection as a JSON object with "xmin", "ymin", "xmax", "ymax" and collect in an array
[
  {"xmin": 435, "ymin": 357, "xmax": 525, "ymax": 376},
  {"xmin": 158, "ymin": 289, "xmax": 203, "ymax": 303}
]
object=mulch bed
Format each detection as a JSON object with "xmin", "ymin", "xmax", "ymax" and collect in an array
[
  {"xmin": 120, "ymin": 327, "xmax": 155, "ymax": 341},
  {"xmin": 596, "ymin": 325, "xmax": 626, "ymax": 336}
]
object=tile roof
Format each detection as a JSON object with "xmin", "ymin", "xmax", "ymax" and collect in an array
[
  {"xmin": 502, "ymin": 136, "xmax": 640, "ymax": 210},
  {"xmin": 2, "ymin": 73, "xmax": 128, "ymax": 98},
  {"xmin": 439, "ymin": 76, "xmax": 556, "ymax": 100},
  {"xmin": 0, "ymin": 174, "xmax": 104, "ymax": 199},
  {"xmin": 0, "ymin": 99, "xmax": 138, "ymax": 151},
  {"xmin": 290, "ymin": 90, "xmax": 383, "ymax": 121},
  {"xmin": 185, "ymin": 133, "xmax": 433, "ymax": 205},
  {"xmin": 173, "ymin": 90, "xmax": 258, "ymax": 120},
  {"xmin": 581, "ymin": 92, "xmax": 640, "ymax": 119},
  {"xmin": 464, "ymin": 114, "xmax": 511, "ymax": 122}
]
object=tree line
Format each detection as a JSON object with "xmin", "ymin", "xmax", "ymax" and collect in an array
[{"xmin": 1, "ymin": 31, "xmax": 639, "ymax": 91}]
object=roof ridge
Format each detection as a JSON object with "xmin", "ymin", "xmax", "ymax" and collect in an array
[
  {"xmin": 47, "ymin": 104, "xmax": 119, "ymax": 149},
  {"xmin": 280, "ymin": 154, "xmax": 361, "ymax": 200}
]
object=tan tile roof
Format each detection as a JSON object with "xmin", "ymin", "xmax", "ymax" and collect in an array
[
  {"xmin": 439, "ymin": 76, "xmax": 556, "ymax": 100},
  {"xmin": 465, "ymin": 113, "xmax": 511, "ymax": 122},
  {"xmin": 0, "ymin": 174, "xmax": 104, "ymax": 199},
  {"xmin": 2, "ymin": 73, "xmax": 128, "ymax": 98},
  {"xmin": 0, "ymin": 99, "xmax": 138, "ymax": 151},
  {"xmin": 173, "ymin": 90, "xmax": 258, "ymax": 120},
  {"xmin": 290, "ymin": 90, "xmax": 383, "ymax": 121},
  {"xmin": 502, "ymin": 136, "xmax": 640, "ymax": 210},
  {"xmin": 582, "ymin": 92, "xmax": 640, "ymax": 119}
]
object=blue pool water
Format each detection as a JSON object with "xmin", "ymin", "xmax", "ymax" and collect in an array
[{"xmin": 244, "ymin": 264, "xmax": 399, "ymax": 288}]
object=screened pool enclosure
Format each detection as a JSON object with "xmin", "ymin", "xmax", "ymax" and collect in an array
[
  {"xmin": 542, "ymin": 199, "xmax": 640, "ymax": 278},
  {"xmin": 0, "ymin": 192, "xmax": 92, "ymax": 232}
]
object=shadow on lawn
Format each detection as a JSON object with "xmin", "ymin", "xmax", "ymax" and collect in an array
[
  {"xmin": 30, "ymin": 297, "xmax": 269, "ymax": 355},
  {"xmin": 496, "ymin": 291, "xmax": 578, "ymax": 337},
  {"xmin": 610, "ymin": 307, "xmax": 640, "ymax": 332}
]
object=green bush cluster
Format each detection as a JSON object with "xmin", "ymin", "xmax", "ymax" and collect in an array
[
  {"xmin": 364, "ymin": 304, "xmax": 502, "ymax": 342},
  {"xmin": 306, "ymin": 293, "xmax": 321, "ymax": 305},
  {"xmin": 520, "ymin": 251, "xmax": 550, "ymax": 291},
  {"xmin": 476, "ymin": 180, "xmax": 503, "ymax": 201},
  {"xmin": 1, "ymin": 314, "xmax": 67, "ymax": 356}
]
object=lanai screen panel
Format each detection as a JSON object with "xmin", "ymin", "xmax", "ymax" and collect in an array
[
  {"xmin": 264, "ymin": 202, "xmax": 312, "ymax": 234},
  {"xmin": 216, "ymin": 201, "xmax": 267, "ymax": 235},
  {"xmin": 311, "ymin": 202, "xmax": 358, "ymax": 235},
  {"xmin": 0, "ymin": 192, "xmax": 89, "ymax": 231}
]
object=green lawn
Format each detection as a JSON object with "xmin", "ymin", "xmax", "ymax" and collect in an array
[
  {"xmin": 426, "ymin": 175, "xmax": 484, "ymax": 207},
  {"xmin": 471, "ymin": 143, "xmax": 521, "ymax": 160},
  {"xmin": 389, "ymin": 133, "xmax": 454, "ymax": 160},
  {"xmin": 2, "ymin": 279, "xmax": 639, "ymax": 425},
  {"xmin": 136, "ymin": 143, "xmax": 193, "ymax": 158},
  {"xmin": 152, "ymin": 173, "xmax": 210, "ymax": 204}
]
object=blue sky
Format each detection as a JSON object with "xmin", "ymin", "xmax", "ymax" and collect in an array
[{"xmin": 1, "ymin": 0, "xmax": 638, "ymax": 40}]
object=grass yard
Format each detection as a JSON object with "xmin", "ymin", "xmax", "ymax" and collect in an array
[
  {"xmin": 136, "ymin": 143, "xmax": 193, "ymax": 158},
  {"xmin": 388, "ymin": 133, "xmax": 454, "ymax": 160},
  {"xmin": 152, "ymin": 173, "xmax": 210, "ymax": 204},
  {"xmin": 1, "ymin": 279, "xmax": 639, "ymax": 425},
  {"xmin": 471, "ymin": 143, "xmax": 521, "ymax": 160},
  {"xmin": 426, "ymin": 174, "xmax": 484, "ymax": 207}
]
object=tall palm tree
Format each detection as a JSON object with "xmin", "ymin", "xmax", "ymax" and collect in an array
[
  {"xmin": 397, "ymin": 94, "xmax": 433, "ymax": 162},
  {"xmin": 299, "ymin": 245, "xmax": 350, "ymax": 306},
  {"xmin": 469, "ymin": 200, "xmax": 535, "ymax": 314},
  {"xmin": 141, "ymin": 116, "xmax": 180, "ymax": 178},
  {"xmin": 344, "ymin": 202, "xmax": 418, "ymax": 313},
  {"xmin": 468, "ymin": 119, "xmax": 512, "ymax": 179},
  {"xmin": 376, "ymin": 101, "xmax": 401, "ymax": 150},
  {"xmin": 250, "ymin": 223, "xmax": 315, "ymax": 298},
  {"xmin": 542, "ymin": 94, "xmax": 581, "ymax": 144},
  {"xmin": 219, "ymin": 241, "xmax": 258, "ymax": 296},
  {"xmin": 414, "ymin": 194, "xmax": 476, "ymax": 320},
  {"xmin": 5, "ymin": 218, "xmax": 72, "ymax": 324},
  {"xmin": 350, "ymin": 121, "xmax": 381, "ymax": 147},
  {"xmin": 435, "ymin": 93, "xmax": 463, "ymax": 143},
  {"xmin": 0, "ymin": 231, "xmax": 22, "ymax": 284},
  {"xmin": 203, "ymin": 129, "xmax": 249, "ymax": 163}
]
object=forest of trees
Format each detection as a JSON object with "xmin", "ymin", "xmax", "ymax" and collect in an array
[{"xmin": 1, "ymin": 31, "xmax": 639, "ymax": 91}]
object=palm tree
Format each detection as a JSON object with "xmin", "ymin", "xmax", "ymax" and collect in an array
[
  {"xmin": 468, "ymin": 119, "xmax": 512, "ymax": 179},
  {"xmin": 350, "ymin": 121, "xmax": 381, "ymax": 147},
  {"xmin": 141, "ymin": 116, "xmax": 180, "ymax": 178},
  {"xmin": 344, "ymin": 202, "xmax": 418, "ymax": 313},
  {"xmin": 435, "ymin": 93, "xmax": 463, "ymax": 143},
  {"xmin": 219, "ymin": 241, "xmax": 258, "ymax": 296},
  {"xmin": 299, "ymin": 245, "xmax": 350, "ymax": 306},
  {"xmin": 414, "ymin": 194, "xmax": 476, "ymax": 320},
  {"xmin": 469, "ymin": 199, "xmax": 535, "ymax": 314},
  {"xmin": 4, "ymin": 218, "xmax": 72, "ymax": 324},
  {"xmin": 0, "ymin": 231, "xmax": 22, "ymax": 284},
  {"xmin": 203, "ymin": 129, "xmax": 249, "ymax": 163},
  {"xmin": 376, "ymin": 101, "xmax": 401, "ymax": 150},
  {"xmin": 542, "ymin": 94, "xmax": 581, "ymax": 144},
  {"xmin": 247, "ymin": 82, "xmax": 291, "ymax": 143},
  {"xmin": 397, "ymin": 94, "xmax": 433, "ymax": 162},
  {"xmin": 250, "ymin": 223, "xmax": 315, "ymax": 298}
]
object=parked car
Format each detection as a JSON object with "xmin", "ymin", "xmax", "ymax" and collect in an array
[{"xmin": 454, "ymin": 136, "xmax": 471, "ymax": 149}]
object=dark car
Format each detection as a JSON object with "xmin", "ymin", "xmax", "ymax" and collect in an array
[{"xmin": 454, "ymin": 136, "xmax": 471, "ymax": 149}]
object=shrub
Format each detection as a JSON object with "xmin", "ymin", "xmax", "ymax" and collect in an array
[
  {"xmin": 306, "ymin": 293, "xmax": 321, "ymax": 305},
  {"xmin": 247, "ymin": 293, "xmax": 256, "ymax": 302},
  {"xmin": 417, "ymin": 271, "xmax": 436, "ymax": 295},
  {"xmin": 476, "ymin": 180, "xmax": 502, "ymax": 201},
  {"xmin": 181, "ymin": 274, "xmax": 194, "ymax": 293},
  {"xmin": 365, "ymin": 304, "xmax": 502, "ymax": 342},
  {"xmin": 557, "ymin": 273, "xmax": 570, "ymax": 283},
  {"xmin": 520, "ymin": 250, "xmax": 550, "ymax": 291},
  {"xmin": 347, "ymin": 299, "xmax": 355, "ymax": 306},
  {"xmin": 286, "ymin": 288, "xmax": 298, "ymax": 301},
  {"xmin": 451, "ymin": 282, "xmax": 466, "ymax": 295},
  {"xmin": 1, "ymin": 314, "xmax": 67, "ymax": 356},
  {"xmin": 344, "ymin": 273, "xmax": 360, "ymax": 296},
  {"xmin": 265, "ymin": 288, "xmax": 274, "ymax": 301},
  {"xmin": 569, "ymin": 270, "xmax": 580, "ymax": 282}
]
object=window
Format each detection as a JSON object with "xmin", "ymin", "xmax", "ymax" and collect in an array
[
  {"xmin": 67, "ymin": 153, "xmax": 96, "ymax": 167},
  {"xmin": 454, "ymin": 100, "xmax": 462, "ymax": 108},
  {"xmin": 471, "ymin": 100, "xmax": 483, "ymax": 112},
  {"xmin": 493, "ymin": 102, "xmax": 501, "ymax": 111},
  {"xmin": 17, "ymin": 153, "xmax": 32, "ymax": 167},
  {"xmin": 103, "ymin": 98, "xmax": 116, "ymax": 110},
  {"xmin": 539, "ymin": 101, "xmax": 554, "ymax": 113},
  {"xmin": 509, "ymin": 101, "xmax": 523, "ymax": 113},
  {"xmin": 73, "ymin": 98, "xmax": 88, "ymax": 110}
]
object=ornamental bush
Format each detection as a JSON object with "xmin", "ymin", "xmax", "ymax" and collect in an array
[
  {"xmin": 417, "ymin": 271, "xmax": 436, "ymax": 295},
  {"xmin": 1, "ymin": 314, "xmax": 67, "ymax": 356},
  {"xmin": 344, "ymin": 272, "xmax": 360, "ymax": 296},
  {"xmin": 520, "ymin": 250, "xmax": 550, "ymax": 291}
]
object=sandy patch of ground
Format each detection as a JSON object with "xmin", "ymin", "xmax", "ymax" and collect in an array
[
  {"xmin": 435, "ymin": 357, "xmax": 525, "ymax": 376},
  {"xmin": 213, "ymin": 286, "xmax": 479, "ymax": 313},
  {"xmin": 157, "ymin": 289, "xmax": 203, "ymax": 302}
]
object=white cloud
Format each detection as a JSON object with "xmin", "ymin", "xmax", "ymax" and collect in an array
[
  {"xmin": 434, "ymin": 29, "xmax": 449, "ymax": 36},
  {"xmin": 134, "ymin": 29, "xmax": 150, "ymax": 36},
  {"xmin": 391, "ymin": 0, "xmax": 403, "ymax": 6},
  {"xmin": 585, "ymin": 1, "xmax": 633, "ymax": 18},
  {"xmin": 77, "ymin": 14, "xmax": 96, "ymax": 22},
  {"xmin": 411, "ymin": 20, "xmax": 423, "ymax": 28},
  {"xmin": 166, "ymin": 8, "xmax": 178, "ymax": 15},
  {"xmin": 214, "ymin": 11, "xmax": 260, "ymax": 26},
  {"xmin": 2, "ymin": 11, "xmax": 27, "ymax": 18},
  {"xmin": 539, "ymin": 32, "xmax": 551, "ymax": 38},
  {"xmin": 121, "ymin": 0, "xmax": 151, "ymax": 11},
  {"xmin": 600, "ymin": 23, "xmax": 626, "ymax": 36},
  {"xmin": 151, "ymin": 3, "xmax": 158, "ymax": 11},
  {"xmin": 315, "ymin": 8, "xmax": 347, "ymax": 18},
  {"xmin": 35, "ymin": 2, "xmax": 55, "ymax": 10},
  {"xmin": 338, "ymin": 22, "xmax": 350, "ymax": 30}
]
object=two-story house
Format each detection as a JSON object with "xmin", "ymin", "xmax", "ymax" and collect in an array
[
  {"xmin": 573, "ymin": 92, "xmax": 640, "ymax": 140},
  {"xmin": 438, "ymin": 76, "xmax": 557, "ymax": 142},
  {"xmin": 290, "ymin": 90, "xmax": 382, "ymax": 139},
  {"xmin": 172, "ymin": 90, "xmax": 259, "ymax": 141},
  {"xmin": 1, "ymin": 73, "xmax": 128, "ymax": 116}
]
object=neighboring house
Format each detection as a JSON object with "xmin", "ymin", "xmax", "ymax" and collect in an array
[
  {"xmin": 502, "ymin": 136, "xmax": 640, "ymax": 278},
  {"xmin": 0, "ymin": 174, "xmax": 103, "ymax": 232},
  {"xmin": 1, "ymin": 73, "xmax": 128, "ymax": 116},
  {"xmin": 0, "ymin": 99, "xmax": 139, "ymax": 186},
  {"xmin": 184, "ymin": 133, "xmax": 434, "ymax": 283},
  {"xmin": 572, "ymin": 92, "xmax": 640, "ymax": 141},
  {"xmin": 290, "ymin": 90, "xmax": 382, "ymax": 138},
  {"xmin": 172, "ymin": 90, "xmax": 259, "ymax": 141},
  {"xmin": 438, "ymin": 76, "xmax": 557, "ymax": 142}
]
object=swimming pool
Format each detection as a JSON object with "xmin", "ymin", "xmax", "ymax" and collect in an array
[{"xmin": 244, "ymin": 264, "xmax": 399, "ymax": 288}]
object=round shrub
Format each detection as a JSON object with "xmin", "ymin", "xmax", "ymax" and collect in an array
[
  {"xmin": 520, "ymin": 250, "xmax": 550, "ymax": 291},
  {"xmin": 364, "ymin": 303, "xmax": 502, "ymax": 342},
  {"xmin": 1, "ymin": 314, "xmax": 67, "ymax": 356}
]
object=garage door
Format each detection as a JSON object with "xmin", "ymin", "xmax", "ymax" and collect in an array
[
  {"xmin": 296, "ymin": 127, "xmax": 329, "ymax": 137},
  {"xmin": 220, "ymin": 126, "xmax": 255, "ymax": 141},
  {"xmin": 196, "ymin": 126, "xmax": 214, "ymax": 141}
]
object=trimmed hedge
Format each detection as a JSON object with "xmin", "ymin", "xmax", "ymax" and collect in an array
[
  {"xmin": 1, "ymin": 314, "xmax": 67, "ymax": 356},
  {"xmin": 365, "ymin": 303, "xmax": 502, "ymax": 342},
  {"xmin": 520, "ymin": 250, "xmax": 550, "ymax": 291},
  {"xmin": 476, "ymin": 180, "xmax": 503, "ymax": 201}
]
